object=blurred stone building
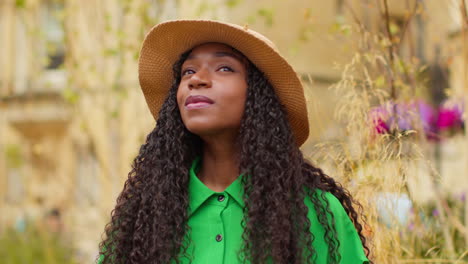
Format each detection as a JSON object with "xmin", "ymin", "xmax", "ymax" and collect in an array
[{"xmin": 0, "ymin": 0, "xmax": 466, "ymax": 262}]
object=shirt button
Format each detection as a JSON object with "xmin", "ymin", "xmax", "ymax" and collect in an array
[
  {"xmin": 215, "ymin": 234, "xmax": 223, "ymax": 242},
  {"xmin": 217, "ymin": 195, "xmax": 225, "ymax": 202}
]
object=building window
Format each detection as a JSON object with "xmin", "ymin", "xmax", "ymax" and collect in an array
[{"xmin": 42, "ymin": 1, "xmax": 65, "ymax": 70}]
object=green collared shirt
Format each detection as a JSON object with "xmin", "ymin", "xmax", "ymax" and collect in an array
[
  {"xmin": 178, "ymin": 158, "xmax": 368, "ymax": 263},
  {"xmin": 99, "ymin": 158, "xmax": 369, "ymax": 263}
]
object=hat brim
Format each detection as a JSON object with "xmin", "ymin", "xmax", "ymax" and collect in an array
[{"xmin": 138, "ymin": 19, "xmax": 309, "ymax": 146}]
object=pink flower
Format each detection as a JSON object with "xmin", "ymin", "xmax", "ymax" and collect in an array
[
  {"xmin": 375, "ymin": 118, "xmax": 389, "ymax": 133},
  {"xmin": 369, "ymin": 100, "xmax": 437, "ymax": 138},
  {"xmin": 437, "ymin": 99, "xmax": 465, "ymax": 132},
  {"xmin": 369, "ymin": 105, "xmax": 390, "ymax": 134},
  {"xmin": 437, "ymin": 109, "xmax": 461, "ymax": 129}
]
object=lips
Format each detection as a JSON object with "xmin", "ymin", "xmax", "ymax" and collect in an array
[{"xmin": 185, "ymin": 95, "xmax": 214, "ymax": 109}]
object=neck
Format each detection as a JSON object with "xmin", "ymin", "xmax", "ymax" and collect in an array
[{"xmin": 198, "ymin": 134, "xmax": 240, "ymax": 192}]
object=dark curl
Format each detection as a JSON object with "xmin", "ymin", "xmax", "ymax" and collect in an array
[{"xmin": 98, "ymin": 48, "xmax": 371, "ymax": 264}]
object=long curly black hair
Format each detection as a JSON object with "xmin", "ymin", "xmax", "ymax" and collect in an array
[{"xmin": 98, "ymin": 48, "xmax": 371, "ymax": 264}]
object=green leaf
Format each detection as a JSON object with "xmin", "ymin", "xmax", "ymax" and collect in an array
[
  {"xmin": 196, "ymin": 3, "xmax": 211, "ymax": 16},
  {"xmin": 289, "ymin": 42, "xmax": 300, "ymax": 56},
  {"xmin": 110, "ymin": 109, "xmax": 119, "ymax": 118},
  {"xmin": 246, "ymin": 15, "xmax": 257, "ymax": 25},
  {"xmin": 103, "ymin": 48, "xmax": 119, "ymax": 57},
  {"xmin": 396, "ymin": 59, "xmax": 406, "ymax": 73},
  {"xmin": 62, "ymin": 88, "xmax": 79, "ymax": 104},
  {"xmin": 375, "ymin": 75, "xmax": 385, "ymax": 88},
  {"xmin": 257, "ymin": 8, "xmax": 274, "ymax": 27},
  {"xmin": 15, "ymin": 0, "xmax": 26, "ymax": 8},
  {"xmin": 5, "ymin": 144, "xmax": 23, "ymax": 168},
  {"xmin": 340, "ymin": 24, "xmax": 351, "ymax": 36},
  {"xmin": 226, "ymin": 0, "xmax": 242, "ymax": 8},
  {"xmin": 299, "ymin": 26, "xmax": 314, "ymax": 42},
  {"xmin": 389, "ymin": 22, "xmax": 400, "ymax": 35},
  {"xmin": 329, "ymin": 22, "xmax": 341, "ymax": 34}
]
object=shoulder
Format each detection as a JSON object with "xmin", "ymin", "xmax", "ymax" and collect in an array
[
  {"xmin": 305, "ymin": 190, "xmax": 355, "ymax": 235},
  {"xmin": 303, "ymin": 189, "xmax": 347, "ymax": 220},
  {"xmin": 304, "ymin": 189, "xmax": 370, "ymax": 263},
  {"xmin": 317, "ymin": 190, "xmax": 343, "ymax": 211},
  {"xmin": 304, "ymin": 189, "xmax": 360, "ymax": 237}
]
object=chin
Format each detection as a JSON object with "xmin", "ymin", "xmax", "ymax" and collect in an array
[
  {"xmin": 185, "ymin": 122, "xmax": 236, "ymax": 138},
  {"xmin": 184, "ymin": 122, "xmax": 217, "ymax": 136}
]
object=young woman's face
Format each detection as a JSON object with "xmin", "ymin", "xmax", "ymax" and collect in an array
[{"xmin": 177, "ymin": 43, "xmax": 248, "ymax": 138}]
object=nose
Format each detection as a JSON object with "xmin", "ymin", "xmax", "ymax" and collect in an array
[{"xmin": 188, "ymin": 69, "xmax": 212, "ymax": 89}]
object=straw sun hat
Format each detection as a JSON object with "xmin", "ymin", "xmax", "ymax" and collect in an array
[{"xmin": 138, "ymin": 19, "xmax": 309, "ymax": 146}]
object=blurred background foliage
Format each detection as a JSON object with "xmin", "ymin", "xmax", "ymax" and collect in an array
[
  {"xmin": 0, "ymin": 225, "xmax": 77, "ymax": 264},
  {"xmin": 0, "ymin": 0, "xmax": 467, "ymax": 263}
]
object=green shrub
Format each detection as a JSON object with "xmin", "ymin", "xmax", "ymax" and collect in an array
[{"xmin": 0, "ymin": 223, "xmax": 77, "ymax": 264}]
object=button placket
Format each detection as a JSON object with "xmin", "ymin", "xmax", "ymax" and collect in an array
[{"xmin": 216, "ymin": 196, "xmax": 226, "ymax": 263}]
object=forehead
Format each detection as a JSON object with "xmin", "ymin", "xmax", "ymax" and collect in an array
[{"xmin": 185, "ymin": 42, "xmax": 246, "ymax": 63}]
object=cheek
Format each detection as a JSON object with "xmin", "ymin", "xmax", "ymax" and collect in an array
[
  {"xmin": 236, "ymin": 81, "xmax": 248, "ymax": 107},
  {"xmin": 222, "ymin": 83, "xmax": 248, "ymax": 120},
  {"xmin": 176, "ymin": 85, "xmax": 185, "ymax": 110}
]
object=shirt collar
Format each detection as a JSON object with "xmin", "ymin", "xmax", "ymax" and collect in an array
[
  {"xmin": 224, "ymin": 173, "xmax": 245, "ymax": 208},
  {"xmin": 188, "ymin": 157, "xmax": 245, "ymax": 215}
]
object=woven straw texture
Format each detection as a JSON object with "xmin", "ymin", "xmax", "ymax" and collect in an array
[{"xmin": 138, "ymin": 19, "xmax": 309, "ymax": 146}]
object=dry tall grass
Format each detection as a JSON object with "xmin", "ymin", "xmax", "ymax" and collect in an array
[{"xmin": 303, "ymin": 1, "xmax": 468, "ymax": 263}]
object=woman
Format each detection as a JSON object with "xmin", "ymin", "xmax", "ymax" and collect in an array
[{"xmin": 98, "ymin": 20, "xmax": 371, "ymax": 264}]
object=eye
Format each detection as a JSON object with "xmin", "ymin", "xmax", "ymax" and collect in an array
[
  {"xmin": 218, "ymin": 66, "xmax": 234, "ymax": 72},
  {"xmin": 182, "ymin": 68, "xmax": 195, "ymax": 76}
]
